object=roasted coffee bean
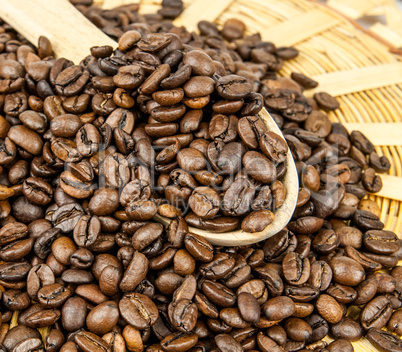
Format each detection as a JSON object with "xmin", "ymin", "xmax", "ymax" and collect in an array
[
  {"xmin": 243, "ymin": 151, "xmax": 277, "ymax": 184},
  {"xmin": 216, "ymin": 75, "xmax": 252, "ymax": 100},
  {"xmin": 260, "ymin": 131, "xmax": 288, "ymax": 163},
  {"xmin": 8, "ymin": 125, "xmax": 43, "ymax": 155},
  {"xmin": 353, "ymin": 209, "xmax": 384, "ymax": 231},
  {"xmin": 360, "ymin": 295, "xmax": 392, "ymax": 330},
  {"xmin": 238, "ymin": 279, "xmax": 268, "ymax": 305},
  {"xmin": 25, "ymin": 309, "xmax": 61, "ymax": 328},
  {"xmin": 330, "ymin": 316, "xmax": 364, "ymax": 341},
  {"xmin": 313, "ymin": 92, "xmax": 339, "ymax": 110},
  {"xmin": 215, "ymin": 333, "xmax": 243, "ymax": 352},
  {"xmin": 241, "ymin": 210, "xmax": 274, "ymax": 233},
  {"xmin": 308, "ymin": 260, "xmax": 332, "ymax": 291},
  {"xmin": 74, "ymin": 331, "xmax": 108, "ymax": 352},
  {"xmin": 284, "ymin": 317, "xmax": 312, "ymax": 342},
  {"xmin": 0, "ymin": 10, "xmax": 394, "ymax": 352},
  {"xmin": 363, "ymin": 230, "xmax": 400, "ymax": 255},
  {"xmin": 282, "ymin": 252, "xmax": 310, "ymax": 285},
  {"xmin": 367, "ymin": 328, "xmax": 402, "ymax": 352},
  {"xmin": 222, "ymin": 178, "xmax": 255, "ymax": 216},
  {"xmin": 52, "ymin": 203, "xmax": 84, "ymax": 233},
  {"xmin": 86, "ymin": 301, "xmax": 119, "ymax": 335},
  {"xmin": 61, "ymin": 296, "xmax": 87, "ymax": 332},
  {"xmin": 38, "ymin": 283, "xmax": 71, "ymax": 308},
  {"xmin": 202, "ymin": 280, "xmax": 236, "ymax": 307},
  {"xmin": 237, "ymin": 292, "xmax": 260, "ymax": 323},
  {"xmin": 12, "ymin": 337, "xmax": 45, "ymax": 352},
  {"xmin": 161, "ymin": 331, "xmax": 198, "ymax": 352},
  {"xmin": 73, "ymin": 215, "xmax": 101, "ymax": 248},
  {"xmin": 291, "ymin": 72, "xmax": 318, "ymax": 89},
  {"xmin": 184, "ymin": 233, "xmax": 214, "ymax": 262},
  {"xmin": 326, "ymin": 339, "xmax": 353, "ymax": 352},
  {"xmin": 200, "ymin": 253, "xmax": 235, "ymax": 279},
  {"xmin": 3, "ymin": 325, "xmax": 42, "ymax": 352},
  {"xmin": 316, "ymin": 294, "xmax": 343, "ymax": 324},
  {"xmin": 119, "ymin": 251, "xmax": 148, "ymax": 292},
  {"xmin": 0, "ymin": 261, "xmax": 31, "ymax": 282},
  {"xmin": 0, "ymin": 222, "xmax": 28, "ymax": 246},
  {"xmin": 27, "ymin": 264, "xmax": 55, "ymax": 300},
  {"xmin": 0, "ymin": 237, "xmax": 34, "ymax": 261},
  {"xmin": 262, "ymin": 296, "xmax": 295, "ymax": 321},
  {"xmin": 329, "ymin": 256, "xmax": 365, "ymax": 286},
  {"xmin": 312, "ymin": 229, "xmax": 340, "ymax": 254},
  {"xmin": 119, "ymin": 292, "xmax": 159, "ymax": 329},
  {"xmin": 344, "ymin": 246, "xmax": 382, "ymax": 271}
]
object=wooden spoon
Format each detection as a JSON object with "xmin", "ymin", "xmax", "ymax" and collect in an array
[
  {"xmin": 0, "ymin": 0, "xmax": 116, "ymax": 63},
  {"xmin": 0, "ymin": 0, "xmax": 298, "ymax": 245},
  {"xmin": 155, "ymin": 107, "xmax": 299, "ymax": 246}
]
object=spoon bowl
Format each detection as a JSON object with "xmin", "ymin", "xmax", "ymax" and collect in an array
[
  {"xmin": 155, "ymin": 107, "xmax": 298, "ymax": 246},
  {"xmin": 0, "ymin": 0, "xmax": 299, "ymax": 245}
]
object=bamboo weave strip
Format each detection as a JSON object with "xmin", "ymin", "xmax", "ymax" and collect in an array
[
  {"xmin": 172, "ymin": 0, "xmax": 234, "ymax": 32},
  {"xmin": 307, "ymin": 63, "xmax": 402, "ymax": 96},
  {"xmin": 343, "ymin": 123, "xmax": 402, "ymax": 146}
]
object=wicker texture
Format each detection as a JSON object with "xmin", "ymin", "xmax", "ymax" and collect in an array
[
  {"xmin": 66, "ymin": 0, "xmax": 402, "ymax": 350},
  {"xmin": 154, "ymin": 1, "xmax": 402, "ymax": 351},
  {"xmin": 173, "ymin": 0, "xmax": 402, "ymax": 239},
  {"xmin": 111, "ymin": 0, "xmax": 402, "ymax": 238}
]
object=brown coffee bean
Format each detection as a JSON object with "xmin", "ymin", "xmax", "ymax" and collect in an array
[
  {"xmin": 262, "ymin": 296, "xmax": 295, "ymax": 321},
  {"xmin": 161, "ymin": 331, "xmax": 198, "ymax": 352},
  {"xmin": 184, "ymin": 233, "xmax": 213, "ymax": 262},
  {"xmin": 61, "ymin": 296, "xmax": 87, "ymax": 332},
  {"xmin": 74, "ymin": 331, "xmax": 108, "ymax": 352},
  {"xmin": 330, "ymin": 316, "xmax": 364, "ymax": 342},
  {"xmin": 329, "ymin": 256, "xmax": 365, "ymax": 286},
  {"xmin": 237, "ymin": 292, "xmax": 260, "ymax": 323},
  {"xmin": 119, "ymin": 292, "xmax": 159, "ymax": 329},
  {"xmin": 313, "ymin": 92, "xmax": 339, "ymax": 110},
  {"xmin": 86, "ymin": 301, "xmax": 119, "ymax": 335},
  {"xmin": 283, "ymin": 317, "xmax": 312, "ymax": 342},
  {"xmin": 241, "ymin": 210, "xmax": 274, "ymax": 233},
  {"xmin": 316, "ymin": 294, "xmax": 343, "ymax": 324},
  {"xmin": 243, "ymin": 151, "xmax": 277, "ymax": 184},
  {"xmin": 119, "ymin": 251, "xmax": 148, "ymax": 292},
  {"xmin": 360, "ymin": 295, "xmax": 392, "ymax": 330}
]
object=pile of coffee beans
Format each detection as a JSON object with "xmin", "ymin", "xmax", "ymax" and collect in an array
[{"xmin": 0, "ymin": 0, "xmax": 400, "ymax": 352}]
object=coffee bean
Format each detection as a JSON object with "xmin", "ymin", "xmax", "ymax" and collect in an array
[
  {"xmin": 237, "ymin": 292, "xmax": 260, "ymax": 323},
  {"xmin": 86, "ymin": 301, "xmax": 119, "ymax": 335},
  {"xmin": 313, "ymin": 92, "xmax": 339, "ymax": 110},
  {"xmin": 367, "ymin": 328, "xmax": 402, "ymax": 352},
  {"xmin": 0, "ymin": 8, "xmax": 396, "ymax": 352},
  {"xmin": 284, "ymin": 317, "xmax": 312, "ymax": 342},
  {"xmin": 262, "ymin": 296, "xmax": 295, "ymax": 321},
  {"xmin": 316, "ymin": 294, "xmax": 343, "ymax": 323},
  {"xmin": 161, "ymin": 331, "xmax": 198, "ymax": 352},
  {"xmin": 241, "ymin": 210, "xmax": 274, "ymax": 233},
  {"xmin": 360, "ymin": 295, "xmax": 392, "ymax": 330},
  {"xmin": 74, "ymin": 331, "xmax": 108, "ymax": 352},
  {"xmin": 363, "ymin": 230, "xmax": 400, "ymax": 255},
  {"xmin": 329, "ymin": 256, "xmax": 365, "ymax": 286},
  {"xmin": 13, "ymin": 337, "xmax": 45, "ymax": 352},
  {"xmin": 330, "ymin": 316, "xmax": 364, "ymax": 341},
  {"xmin": 119, "ymin": 292, "xmax": 158, "ymax": 329},
  {"xmin": 216, "ymin": 75, "xmax": 252, "ymax": 100}
]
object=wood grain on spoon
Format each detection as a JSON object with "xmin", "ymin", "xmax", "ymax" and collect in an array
[
  {"xmin": 0, "ymin": 0, "xmax": 299, "ymax": 245},
  {"xmin": 0, "ymin": 0, "xmax": 116, "ymax": 63}
]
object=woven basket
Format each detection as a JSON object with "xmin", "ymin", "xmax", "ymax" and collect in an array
[
  {"xmin": 94, "ymin": 0, "xmax": 402, "ymax": 238},
  {"xmin": 33, "ymin": 0, "xmax": 402, "ymax": 350},
  {"xmin": 92, "ymin": 0, "xmax": 402, "ymax": 351}
]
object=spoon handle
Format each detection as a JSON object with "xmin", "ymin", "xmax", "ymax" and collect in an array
[{"xmin": 0, "ymin": 0, "xmax": 116, "ymax": 63}]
